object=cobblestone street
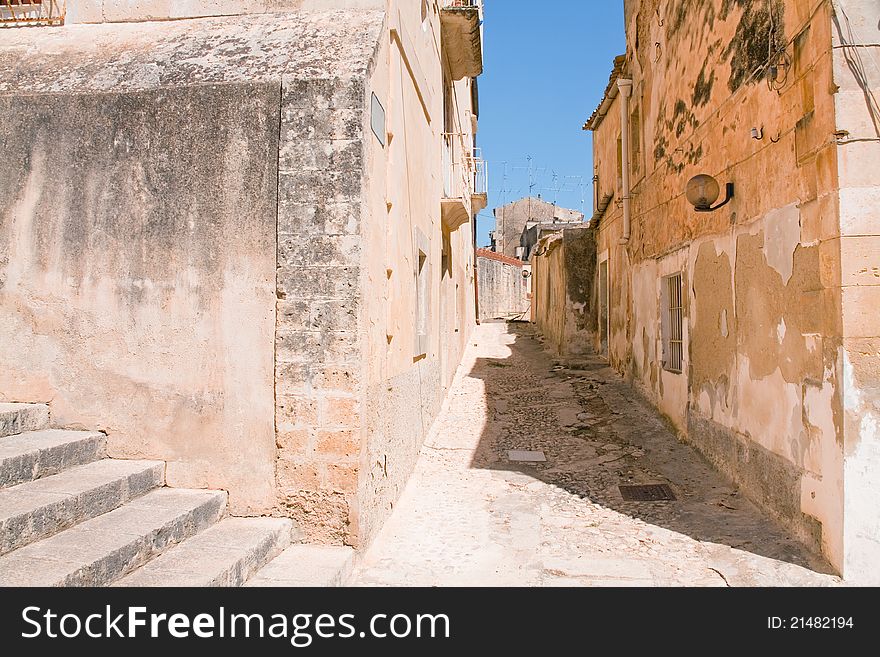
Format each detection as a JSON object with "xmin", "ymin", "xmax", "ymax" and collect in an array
[{"xmin": 352, "ymin": 322, "xmax": 841, "ymax": 587}]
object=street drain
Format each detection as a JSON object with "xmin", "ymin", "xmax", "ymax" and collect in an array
[{"xmin": 619, "ymin": 484, "xmax": 676, "ymax": 501}]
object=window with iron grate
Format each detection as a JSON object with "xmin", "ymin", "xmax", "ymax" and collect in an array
[
  {"xmin": 661, "ymin": 273, "xmax": 684, "ymax": 373},
  {"xmin": 1, "ymin": 0, "xmax": 64, "ymax": 26}
]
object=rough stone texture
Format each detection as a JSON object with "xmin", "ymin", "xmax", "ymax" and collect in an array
[
  {"xmin": 359, "ymin": 360, "xmax": 442, "ymax": 544},
  {"xmin": 0, "ymin": 11, "xmax": 385, "ymax": 516},
  {"xmin": 585, "ymin": 0, "xmax": 879, "ymax": 578},
  {"xmin": 532, "ymin": 226, "xmax": 597, "ymax": 357},
  {"xmin": 115, "ymin": 517, "xmax": 294, "ymax": 587},
  {"xmin": 476, "ymin": 249, "xmax": 528, "ymax": 321},
  {"xmin": 0, "ymin": 82, "xmax": 279, "ymax": 514},
  {"xmin": 0, "ymin": 5, "xmax": 479, "ymax": 552},
  {"xmin": 0, "ymin": 13, "xmax": 386, "ymax": 94},
  {"xmin": 0, "ymin": 458, "xmax": 164, "ymax": 555},
  {"xmin": 0, "ymin": 430, "xmax": 107, "ymax": 489},
  {"xmin": 0, "ymin": 488, "xmax": 227, "ymax": 586},
  {"xmin": 352, "ymin": 323, "xmax": 839, "ymax": 587},
  {"xmin": 246, "ymin": 544, "xmax": 354, "ymax": 587},
  {"xmin": 0, "ymin": 403, "xmax": 49, "ymax": 438},
  {"xmin": 274, "ymin": 70, "xmax": 370, "ymax": 545}
]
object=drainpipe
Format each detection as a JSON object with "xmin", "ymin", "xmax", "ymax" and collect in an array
[{"xmin": 617, "ymin": 78, "xmax": 633, "ymax": 245}]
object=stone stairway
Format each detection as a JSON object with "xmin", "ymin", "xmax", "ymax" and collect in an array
[{"xmin": 0, "ymin": 403, "xmax": 353, "ymax": 587}]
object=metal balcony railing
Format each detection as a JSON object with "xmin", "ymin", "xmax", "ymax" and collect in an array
[
  {"xmin": 1, "ymin": 0, "xmax": 64, "ymax": 26},
  {"xmin": 442, "ymin": 133, "xmax": 466, "ymax": 201}
]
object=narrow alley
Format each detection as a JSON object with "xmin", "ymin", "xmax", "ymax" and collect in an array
[{"xmin": 352, "ymin": 322, "xmax": 840, "ymax": 587}]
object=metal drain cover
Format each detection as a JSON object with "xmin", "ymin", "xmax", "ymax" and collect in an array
[
  {"xmin": 507, "ymin": 450, "xmax": 546, "ymax": 463},
  {"xmin": 619, "ymin": 484, "xmax": 676, "ymax": 501}
]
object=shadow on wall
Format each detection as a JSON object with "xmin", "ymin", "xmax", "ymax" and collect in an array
[{"xmin": 464, "ymin": 323, "xmax": 835, "ymax": 575}]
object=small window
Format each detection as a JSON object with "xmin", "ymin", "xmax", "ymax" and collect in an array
[{"xmin": 661, "ymin": 273, "xmax": 684, "ymax": 373}]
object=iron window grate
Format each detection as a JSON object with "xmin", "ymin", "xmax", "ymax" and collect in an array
[
  {"xmin": 663, "ymin": 273, "xmax": 683, "ymax": 373},
  {"xmin": 1, "ymin": 0, "xmax": 64, "ymax": 26}
]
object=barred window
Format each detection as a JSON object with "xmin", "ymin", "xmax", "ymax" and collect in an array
[
  {"xmin": 661, "ymin": 273, "xmax": 684, "ymax": 373},
  {"xmin": 1, "ymin": 0, "xmax": 64, "ymax": 27}
]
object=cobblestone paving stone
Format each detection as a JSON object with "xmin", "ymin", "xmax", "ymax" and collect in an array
[{"xmin": 351, "ymin": 322, "xmax": 841, "ymax": 587}]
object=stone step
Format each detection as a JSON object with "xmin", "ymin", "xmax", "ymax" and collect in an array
[
  {"xmin": 114, "ymin": 517, "xmax": 295, "ymax": 587},
  {"xmin": 0, "ymin": 487, "xmax": 227, "ymax": 586},
  {"xmin": 0, "ymin": 403, "xmax": 50, "ymax": 439},
  {"xmin": 245, "ymin": 545, "xmax": 355, "ymax": 587},
  {"xmin": 0, "ymin": 459, "xmax": 165, "ymax": 556},
  {"xmin": 0, "ymin": 430, "xmax": 107, "ymax": 489}
]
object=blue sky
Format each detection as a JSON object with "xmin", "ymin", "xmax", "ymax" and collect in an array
[{"xmin": 475, "ymin": 1, "xmax": 625, "ymax": 246}]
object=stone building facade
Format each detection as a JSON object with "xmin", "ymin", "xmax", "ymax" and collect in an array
[
  {"xmin": 0, "ymin": 0, "xmax": 485, "ymax": 549},
  {"xmin": 475, "ymin": 249, "xmax": 529, "ymax": 321},
  {"xmin": 490, "ymin": 196, "xmax": 584, "ymax": 259},
  {"xmin": 531, "ymin": 226, "xmax": 598, "ymax": 358},
  {"xmin": 585, "ymin": 0, "xmax": 879, "ymax": 581}
]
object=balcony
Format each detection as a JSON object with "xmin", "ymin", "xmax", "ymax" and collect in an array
[
  {"xmin": 440, "ymin": 0, "xmax": 484, "ymax": 81},
  {"xmin": 1, "ymin": 0, "xmax": 64, "ymax": 26},
  {"xmin": 442, "ymin": 133, "xmax": 489, "ymax": 232}
]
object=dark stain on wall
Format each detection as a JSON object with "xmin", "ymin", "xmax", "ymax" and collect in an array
[
  {"xmin": 564, "ymin": 227, "xmax": 598, "ymax": 335},
  {"xmin": 693, "ymin": 58, "xmax": 716, "ymax": 107},
  {"xmin": 723, "ymin": 0, "xmax": 785, "ymax": 92}
]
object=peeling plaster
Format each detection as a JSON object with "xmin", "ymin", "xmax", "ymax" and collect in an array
[{"xmin": 763, "ymin": 203, "xmax": 802, "ymax": 286}]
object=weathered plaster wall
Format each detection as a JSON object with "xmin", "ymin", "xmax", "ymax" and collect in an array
[
  {"xmin": 356, "ymin": 0, "xmax": 478, "ymax": 547},
  {"xmin": 533, "ymin": 227, "xmax": 597, "ymax": 358},
  {"xmin": 0, "ymin": 11, "xmax": 386, "ymax": 521},
  {"xmin": 589, "ymin": 0, "xmax": 874, "ymax": 573},
  {"xmin": 0, "ymin": 4, "xmax": 482, "ymax": 552},
  {"xmin": 830, "ymin": 0, "xmax": 880, "ymax": 582},
  {"xmin": 476, "ymin": 251, "xmax": 528, "ymax": 321},
  {"xmin": 0, "ymin": 85, "xmax": 280, "ymax": 515}
]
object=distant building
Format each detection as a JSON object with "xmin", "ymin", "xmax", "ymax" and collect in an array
[{"xmin": 491, "ymin": 197, "xmax": 583, "ymax": 259}]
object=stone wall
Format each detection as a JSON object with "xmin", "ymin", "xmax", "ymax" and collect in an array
[
  {"xmin": 0, "ymin": 3, "xmax": 482, "ymax": 553},
  {"xmin": 587, "ymin": 0, "xmax": 880, "ymax": 579},
  {"xmin": 0, "ymin": 11, "xmax": 385, "ymax": 521},
  {"xmin": 273, "ymin": 74, "xmax": 371, "ymax": 545},
  {"xmin": 356, "ymin": 0, "xmax": 479, "ymax": 547},
  {"xmin": 831, "ymin": 0, "xmax": 880, "ymax": 581},
  {"xmin": 476, "ymin": 250, "xmax": 528, "ymax": 321},
  {"xmin": 0, "ymin": 83, "xmax": 280, "ymax": 515},
  {"xmin": 532, "ymin": 227, "xmax": 597, "ymax": 358}
]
